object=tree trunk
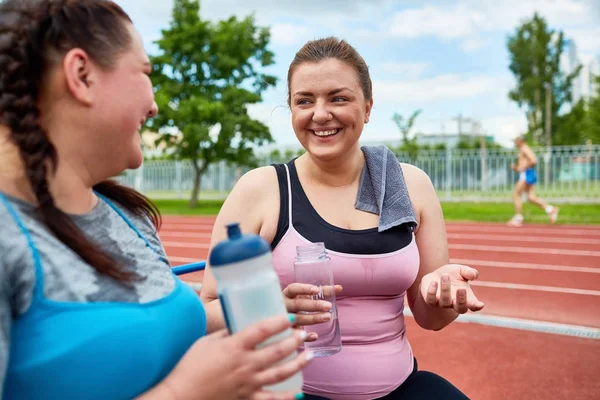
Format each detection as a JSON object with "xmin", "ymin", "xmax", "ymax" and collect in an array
[{"xmin": 189, "ymin": 159, "xmax": 208, "ymax": 208}]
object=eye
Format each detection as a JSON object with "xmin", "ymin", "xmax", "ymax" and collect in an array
[
  {"xmin": 296, "ymin": 99, "xmax": 311, "ymax": 105},
  {"xmin": 332, "ymin": 96, "xmax": 348, "ymax": 102}
]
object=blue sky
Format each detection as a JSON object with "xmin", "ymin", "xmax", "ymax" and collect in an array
[{"xmin": 117, "ymin": 0, "xmax": 600, "ymax": 148}]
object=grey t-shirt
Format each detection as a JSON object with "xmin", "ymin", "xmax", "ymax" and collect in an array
[{"xmin": 0, "ymin": 193, "xmax": 176, "ymax": 393}]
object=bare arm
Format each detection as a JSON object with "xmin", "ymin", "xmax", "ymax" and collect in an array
[
  {"xmin": 200, "ymin": 167, "xmax": 280, "ymax": 333},
  {"xmin": 403, "ymin": 164, "xmax": 459, "ymax": 331}
]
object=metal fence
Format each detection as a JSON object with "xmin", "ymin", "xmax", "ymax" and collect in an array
[{"xmin": 117, "ymin": 145, "xmax": 600, "ymax": 203}]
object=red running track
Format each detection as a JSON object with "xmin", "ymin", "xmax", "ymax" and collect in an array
[{"xmin": 158, "ymin": 217, "xmax": 600, "ymax": 399}]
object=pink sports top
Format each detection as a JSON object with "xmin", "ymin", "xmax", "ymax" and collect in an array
[{"xmin": 270, "ymin": 161, "xmax": 421, "ymax": 400}]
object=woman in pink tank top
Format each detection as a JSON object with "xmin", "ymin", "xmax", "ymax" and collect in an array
[{"xmin": 202, "ymin": 37, "xmax": 485, "ymax": 400}]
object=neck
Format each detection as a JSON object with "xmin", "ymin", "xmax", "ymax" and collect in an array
[
  {"xmin": 299, "ymin": 144, "xmax": 365, "ymax": 187},
  {"xmin": 0, "ymin": 125, "xmax": 97, "ymax": 214}
]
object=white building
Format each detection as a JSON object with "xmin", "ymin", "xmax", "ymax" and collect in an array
[
  {"xmin": 562, "ymin": 39, "xmax": 584, "ymax": 104},
  {"xmin": 587, "ymin": 55, "xmax": 600, "ymax": 98}
]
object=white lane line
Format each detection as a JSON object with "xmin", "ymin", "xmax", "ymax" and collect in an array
[
  {"xmin": 403, "ymin": 309, "xmax": 600, "ymax": 339},
  {"xmin": 446, "ymin": 225, "xmax": 600, "ymax": 236},
  {"xmin": 162, "ymin": 241, "xmax": 210, "ymax": 249},
  {"xmin": 169, "ymin": 256, "xmax": 202, "ymax": 263},
  {"xmin": 450, "ymin": 258, "xmax": 600, "ymax": 274},
  {"xmin": 470, "ymin": 280, "xmax": 600, "ymax": 296},
  {"xmin": 160, "ymin": 224, "xmax": 214, "ymax": 230},
  {"xmin": 159, "ymin": 232, "xmax": 212, "ymax": 239},
  {"xmin": 448, "ymin": 233, "xmax": 600, "ymax": 245},
  {"xmin": 449, "ymin": 243, "xmax": 600, "ymax": 257},
  {"xmin": 184, "ymin": 282, "xmax": 203, "ymax": 292}
]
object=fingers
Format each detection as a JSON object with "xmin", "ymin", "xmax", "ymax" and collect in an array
[
  {"xmin": 459, "ymin": 266, "xmax": 480, "ymax": 281},
  {"xmin": 424, "ymin": 280, "xmax": 438, "ymax": 306},
  {"xmin": 248, "ymin": 329, "xmax": 308, "ymax": 372},
  {"xmin": 293, "ymin": 312, "xmax": 332, "ymax": 327},
  {"xmin": 318, "ymin": 285, "xmax": 343, "ymax": 297},
  {"xmin": 303, "ymin": 332, "xmax": 319, "ymax": 343},
  {"xmin": 453, "ymin": 288, "xmax": 469, "ymax": 314},
  {"xmin": 439, "ymin": 275, "xmax": 453, "ymax": 308},
  {"xmin": 283, "ymin": 283, "xmax": 319, "ymax": 299},
  {"xmin": 251, "ymin": 350, "xmax": 314, "ymax": 391},
  {"xmin": 205, "ymin": 329, "xmax": 229, "ymax": 340},
  {"xmin": 237, "ymin": 315, "xmax": 295, "ymax": 349},
  {"xmin": 467, "ymin": 291, "xmax": 485, "ymax": 312},
  {"xmin": 285, "ymin": 297, "xmax": 332, "ymax": 314}
]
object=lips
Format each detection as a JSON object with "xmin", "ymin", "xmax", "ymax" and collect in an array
[{"xmin": 311, "ymin": 128, "xmax": 341, "ymax": 137}]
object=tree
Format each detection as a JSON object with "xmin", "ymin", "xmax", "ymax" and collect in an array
[
  {"xmin": 148, "ymin": 0, "xmax": 276, "ymax": 206},
  {"xmin": 585, "ymin": 75, "xmax": 600, "ymax": 144},
  {"xmin": 552, "ymin": 99, "xmax": 588, "ymax": 145},
  {"xmin": 392, "ymin": 109, "xmax": 421, "ymax": 161},
  {"xmin": 507, "ymin": 12, "xmax": 582, "ymax": 145}
]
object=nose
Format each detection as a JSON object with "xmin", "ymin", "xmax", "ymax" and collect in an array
[
  {"xmin": 147, "ymin": 101, "xmax": 159, "ymax": 118},
  {"xmin": 312, "ymin": 102, "xmax": 332, "ymax": 124}
]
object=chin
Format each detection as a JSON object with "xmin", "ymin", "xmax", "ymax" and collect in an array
[
  {"xmin": 305, "ymin": 145, "xmax": 345, "ymax": 162},
  {"xmin": 128, "ymin": 155, "xmax": 144, "ymax": 170},
  {"xmin": 123, "ymin": 147, "xmax": 144, "ymax": 170}
]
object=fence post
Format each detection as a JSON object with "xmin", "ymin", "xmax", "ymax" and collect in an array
[
  {"xmin": 480, "ymin": 140, "xmax": 487, "ymax": 191},
  {"xmin": 544, "ymin": 147, "xmax": 551, "ymax": 189},
  {"xmin": 219, "ymin": 160, "xmax": 226, "ymax": 195},
  {"xmin": 135, "ymin": 163, "xmax": 144, "ymax": 193},
  {"xmin": 445, "ymin": 147, "xmax": 452, "ymax": 201},
  {"xmin": 175, "ymin": 161, "xmax": 182, "ymax": 199}
]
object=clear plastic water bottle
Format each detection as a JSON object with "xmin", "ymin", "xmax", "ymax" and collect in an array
[
  {"xmin": 209, "ymin": 222, "xmax": 303, "ymax": 393},
  {"xmin": 294, "ymin": 242, "xmax": 342, "ymax": 357}
]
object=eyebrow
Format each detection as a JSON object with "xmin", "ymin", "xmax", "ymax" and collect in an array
[{"xmin": 293, "ymin": 87, "xmax": 355, "ymax": 97}]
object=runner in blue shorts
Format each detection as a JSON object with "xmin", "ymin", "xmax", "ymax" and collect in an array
[{"xmin": 508, "ymin": 136, "xmax": 559, "ymax": 227}]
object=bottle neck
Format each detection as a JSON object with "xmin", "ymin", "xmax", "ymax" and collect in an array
[{"xmin": 296, "ymin": 242, "xmax": 327, "ymax": 263}]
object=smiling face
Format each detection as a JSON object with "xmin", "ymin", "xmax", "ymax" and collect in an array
[
  {"xmin": 90, "ymin": 24, "xmax": 158, "ymax": 171},
  {"xmin": 289, "ymin": 58, "xmax": 373, "ymax": 161},
  {"xmin": 43, "ymin": 22, "xmax": 159, "ymax": 180}
]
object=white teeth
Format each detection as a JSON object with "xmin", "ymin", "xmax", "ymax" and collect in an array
[{"xmin": 313, "ymin": 129, "xmax": 339, "ymax": 137}]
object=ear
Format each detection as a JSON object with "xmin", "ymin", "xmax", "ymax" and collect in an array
[
  {"xmin": 364, "ymin": 98, "xmax": 373, "ymax": 124},
  {"xmin": 62, "ymin": 49, "xmax": 97, "ymax": 106}
]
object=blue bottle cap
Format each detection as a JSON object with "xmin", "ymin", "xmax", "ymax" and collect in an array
[{"xmin": 209, "ymin": 222, "xmax": 270, "ymax": 267}]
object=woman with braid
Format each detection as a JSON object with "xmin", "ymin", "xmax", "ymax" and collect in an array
[{"xmin": 0, "ymin": 1, "xmax": 315, "ymax": 399}]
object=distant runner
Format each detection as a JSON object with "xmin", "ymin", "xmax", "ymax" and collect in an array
[{"xmin": 507, "ymin": 136, "xmax": 559, "ymax": 227}]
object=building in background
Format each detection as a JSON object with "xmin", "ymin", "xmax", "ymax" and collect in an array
[
  {"xmin": 563, "ymin": 39, "xmax": 583, "ymax": 104},
  {"xmin": 588, "ymin": 55, "xmax": 600, "ymax": 98}
]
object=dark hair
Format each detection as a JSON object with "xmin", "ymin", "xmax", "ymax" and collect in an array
[
  {"xmin": 0, "ymin": 0, "xmax": 161, "ymax": 282},
  {"xmin": 287, "ymin": 37, "xmax": 373, "ymax": 105}
]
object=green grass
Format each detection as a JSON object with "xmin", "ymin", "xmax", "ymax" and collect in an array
[
  {"xmin": 152, "ymin": 199, "xmax": 224, "ymax": 216},
  {"xmin": 441, "ymin": 202, "xmax": 600, "ymax": 225},
  {"xmin": 152, "ymin": 198, "xmax": 600, "ymax": 225}
]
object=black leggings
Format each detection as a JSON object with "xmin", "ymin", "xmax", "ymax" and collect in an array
[{"xmin": 302, "ymin": 358, "xmax": 469, "ymax": 400}]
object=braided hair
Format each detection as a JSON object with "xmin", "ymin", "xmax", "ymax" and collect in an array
[{"xmin": 0, "ymin": 0, "xmax": 161, "ymax": 282}]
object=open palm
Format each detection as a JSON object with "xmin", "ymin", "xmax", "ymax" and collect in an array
[{"xmin": 420, "ymin": 264, "xmax": 485, "ymax": 314}]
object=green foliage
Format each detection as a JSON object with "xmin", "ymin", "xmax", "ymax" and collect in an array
[
  {"xmin": 147, "ymin": 0, "xmax": 276, "ymax": 205},
  {"xmin": 392, "ymin": 109, "xmax": 421, "ymax": 161},
  {"xmin": 507, "ymin": 12, "xmax": 582, "ymax": 145},
  {"xmin": 455, "ymin": 136, "xmax": 503, "ymax": 150},
  {"xmin": 553, "ymin": 99, "xmax": 588, "ymax": 145},
  {"xmin": 585, "ymin": 74, "xmax": 600, "ymax": 144}
]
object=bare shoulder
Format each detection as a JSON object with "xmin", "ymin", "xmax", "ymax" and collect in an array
[
  {"xmin": 231, "ymin": 165, "xmax": 279, "ymax": 198},
  {"xmin": 399, "ymin": 163, "xmax": 438, "ymax": 220},
  {"xmin": 400, "ymin": 163, "xmax": 435, "ymax": 192},
  {"xmin": 211, "ymin": 165, "xmax": 280, "ymax": 244}
]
